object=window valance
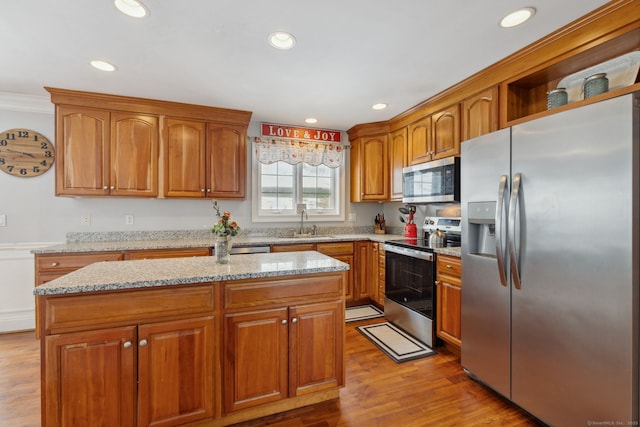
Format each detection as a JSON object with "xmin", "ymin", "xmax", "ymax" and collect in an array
[{"xmin": 252, "ymin": 136, "xmax": 345, "ymax": 168}]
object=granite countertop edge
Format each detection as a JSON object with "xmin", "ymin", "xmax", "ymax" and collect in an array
[{"xmin": 34, "ymin": 251, "xmax": 350, "ymax": 296}]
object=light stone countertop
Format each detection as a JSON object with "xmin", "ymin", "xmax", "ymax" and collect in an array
[
  {"xmin": 33, "ymin": 251, "xmax": 350, "ymax": 296},
  {"xmin": 31, "ymin": 233, "xmax": 405, "ymax": 254},
  {"xmin": 433, "ymin": 246, "xmax": 461, "ymax": 257}
]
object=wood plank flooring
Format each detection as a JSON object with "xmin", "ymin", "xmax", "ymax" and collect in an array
[{"xmin": 0, "ymin": 319, "xmax": 543, "ymax": 427}]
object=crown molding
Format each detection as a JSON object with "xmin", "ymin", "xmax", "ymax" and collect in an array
[{"xmin": 0, "ymin": 92, "xmax": 53, "ymax": 114}]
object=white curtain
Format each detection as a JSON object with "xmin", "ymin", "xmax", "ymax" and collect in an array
[{"xmin": 252, "ymin": 136, "xmax": 345, "ymax": 168}]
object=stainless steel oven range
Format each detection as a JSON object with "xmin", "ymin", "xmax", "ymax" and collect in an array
[{"xmin": 383, "ymin": 216, "xmax": 461, "ymax": 348}]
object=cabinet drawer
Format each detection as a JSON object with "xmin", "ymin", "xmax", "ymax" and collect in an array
[
  {"xmin": 270, "ymin": 243, "xmax": 316, "ymax": 253},
  {"xmin": 126, "ymin": 247, "xmax": 211, "ymax": 260},
  {"xmin": 436, "ymin": 255, "xmax": 461, "ymax": 278},
  {"xmin": 316, "ymin": 242, "xmax": 354, "ymax": 256},
  {"xmin": 37, "ymin": 252, "xmax": 124, "ymax": 271},
  {"xmin": 224, "ymin": 272, "xmax": 344, "ymax": 309}
]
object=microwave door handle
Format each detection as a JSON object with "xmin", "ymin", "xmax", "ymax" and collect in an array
[
  {"xmin": 508, "ymin": 173, "xmax": 522, "ymax": 290},
  {"xmin": 495, "ymin": 175, "xmax": 508, "ymax": 286}
]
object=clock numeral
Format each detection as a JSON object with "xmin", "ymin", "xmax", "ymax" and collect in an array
[
  {"xmin": 7, "ymin": 165, "xmax": 14, "ymax": 172},
  {"xmin": 17, "ymin": 130, "xmax": 29, "ymax": 138},
  {"xmin": 40, "ymin": 160, "xmax": 47, "ymax": 166},
  {"xmin": 0, "ymin": 139, "xmax": 7, "ymax": 146},
  {"xmin": 0, "ymin": 158, "xmax": 4, "ymax": 165},
  {"xmin": 44, "ymin": 151, "xmax": 52, "ymax": 158},
  {"xmin": 4, "ymin": 133, "xmax": 15, "ymax": 141},
  {"xmin": 19, "ymin": 168, "xmax": 27, "ymax": 175},
  {"xmin": 34, "ymin": 134, "xmax": 39, "ymax": 141},
  {"xmin": 40, "ymin": 142, "xmax": 48, "ymax": 149},
  {"xmin": 33, "ymin": 166, "xmax": 40, "ymax": 173}
]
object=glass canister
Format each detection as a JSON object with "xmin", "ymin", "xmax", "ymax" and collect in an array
[
  {"xmin": 583, "ymin": 73, "xmax": 609, "ymax": 99},
  {"xmin": 547, "ymin": 88, "xmax": 568, "ymax": 109}
]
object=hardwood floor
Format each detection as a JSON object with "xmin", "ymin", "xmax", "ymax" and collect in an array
[{"xmin": 0, "ymin": 319, "xmax": 543, "ymax": 427}]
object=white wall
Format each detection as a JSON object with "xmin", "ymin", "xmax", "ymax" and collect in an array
[{"xmin": 0, "ymin": 92, "xmax": 382, "ymax": 244}]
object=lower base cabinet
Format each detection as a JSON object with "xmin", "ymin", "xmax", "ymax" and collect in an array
[
  {"xmin": 435, "ymin": 254, "xmax": 462, "ymax": 349},
  {"xmin": 224, "ymin": 300, "xmax": 344, "ymax": 413},
  {"xmin": 44, "ymin": 316, "xmax": 213, "ymax": 427}
]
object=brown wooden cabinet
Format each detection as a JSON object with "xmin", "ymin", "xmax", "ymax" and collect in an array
[
  {"xmin": 270, "ymin": 243, "xmax": 316, "ymax": 252},
  {"xmin": 43, "ymin": 316, "xmax": 214, "ymax": 427},
  {"xmin": 316, "ymin": 242, "xmax": 355, "ymax": 303},
  {"xmin": 55, "ymin": 106, "xmax": 159, "ymax": 197},
  {"xmin": 349, "ymin": 133, "xmax": 389, "ymax": 202},
  {"xmin": 369, "ymin": 242, "xmax": 385, "ymax": 307},
  {"xmin": 389, "ymin": 128, "xmax": 407, "ymax": 201},
  {"xmin": 462, "ymin": 86, "xmax": 499, "ymax": 142},
  {"xmin": 408, "ymin": 104, "xmax": 460, "ymax": 165},
  {"xmin": 223, "ymin": 300, "xmax": 342, "ymax": 413},
  {"xmin": 126, "ymin": 247, "xmax": 211, "ymax": 260},
  {"xmin": 436, "ymin": 254, "xmax": 462, "ymax": 349},
  {"xmin": 353, "ymin": 241, "xmax": 371, "ymax": 302},
  {"xmin": 47, "ymin": 87, "xmax": 251, "ymax": 200}
]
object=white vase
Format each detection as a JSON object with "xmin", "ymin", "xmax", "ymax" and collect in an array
[{"xmin": 214, "ymin": 235, "xmax": 232, "ymax": 264}]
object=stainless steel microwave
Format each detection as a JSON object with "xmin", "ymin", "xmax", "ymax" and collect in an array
[{"xmin": 402, "ymin": 157, "xmax": 460, "ymax": 204}]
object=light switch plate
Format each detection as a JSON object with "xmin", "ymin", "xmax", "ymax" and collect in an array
[
  {"xmin": 80, "ymin": 215, "xmax": 91, "ymax": 225},
  {"xmin": 0, "ymin": 214, "xmax": 6, "ymax": 227}
]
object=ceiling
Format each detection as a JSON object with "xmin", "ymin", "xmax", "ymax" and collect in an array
[{"xmin": 1, "ymin": 0, "xmax": 611, "ymax": 131}]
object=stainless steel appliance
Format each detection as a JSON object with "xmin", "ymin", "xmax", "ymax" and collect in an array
[
  {"xmin": 384, "ymin": 217, "xmax": 461, "ymax": 347},
  {"xmin": 402, "ymin": 157, "xmax": 460, "ymax": 204},
  {"xmin": 461, "ymin": 93, "xmax": 639, "ymax": 426}
]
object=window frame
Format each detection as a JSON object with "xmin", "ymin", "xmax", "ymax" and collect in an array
[{"xmin": 251, "ymin": 150, "xmax": 346, "ymax": 223}]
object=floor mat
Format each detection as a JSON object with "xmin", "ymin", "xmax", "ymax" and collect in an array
[
  {"xmin": 345, "ymin": 305, "xmax": 384, "ymax": 323},
  {"xmin": 356, "ymin": 322, "xmax": 436, "ymax": 363}
]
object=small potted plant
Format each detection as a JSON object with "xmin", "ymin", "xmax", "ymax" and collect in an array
[{"xmin": 212, "ymin": 201, "xmax": 241, "ymax": 264}]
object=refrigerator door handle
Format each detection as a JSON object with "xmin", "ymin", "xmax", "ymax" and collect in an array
[
  {"xmin": 495, "ymin": 175, "xmax": 509, "ymax": 286},
  {"xmin": 508, "ymin": 173, "xmax": 522, "ymax": 290}
]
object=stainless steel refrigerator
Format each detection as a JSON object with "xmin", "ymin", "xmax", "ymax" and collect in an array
[{"xmin": 461, "ymin": 92, "xmax": 639, "ymax": 426}]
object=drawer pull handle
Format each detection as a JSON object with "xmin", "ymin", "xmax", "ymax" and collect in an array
[
  {"xmin": 139, "ymin": 339, "xmax": 148, "ymax": 347},
  {"xmin": 51, "ymin": 262, "xmax": 59, "ymax": 267},
  {"xmin": 123, "ymin": 341, "xmax": 132, "ymax": 348},
  {"xmin": 446, "ymin": 264, "xmax": 453, "ymax": 269}
]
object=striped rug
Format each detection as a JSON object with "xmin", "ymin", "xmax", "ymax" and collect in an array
[{"xmin": 357, "ymin": 322, "xmax": 435, "ymax": 363}]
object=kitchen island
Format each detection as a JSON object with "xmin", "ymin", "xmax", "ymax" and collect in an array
[{"xmin": 35, "ymin": 251, "xmax": 349, "ymax": 427}]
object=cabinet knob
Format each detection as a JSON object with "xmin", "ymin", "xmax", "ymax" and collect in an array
[
  {"xmin": 123, "ymin": 341, "xmax": 132, "ymax": 348},
  {"xmin": 51, "ymin": 262, "xmax": 59, "ymax": 267},
  {"xmin": 110, "ymin": 186, "xmax": 115, "ymax": 190},
  {"xmin": 281, "ymin": 319, "xmax": 287, "ymax": 325},
  {"xmin": 446, "ymin": 264, "xmax": 453, "ymax": 269},
  {"xmin": 435, "ymin": 280, "xmax": 439, "ymax": 286},
  {"xmin": 291, "ymin": 317, "xmax": 298, "ymax": 324},
  {"xmin": 139, "ymin": 339, "xmax": 148, "ymax": 347},
  {"xmin": 103, "ymin": 186, "xmax": 108, "ymax": 190},
  {"xmin": 206, "ymin": 188, "xmax": 211, "ymax": 193},
  {"xmin": 201, "ymin": 189, "xmax": 206, "ymax": 192}
]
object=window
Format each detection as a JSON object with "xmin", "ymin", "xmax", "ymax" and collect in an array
[{"xmin": 252, "ymin": 160, "xmax": 344, "ymax": 222}]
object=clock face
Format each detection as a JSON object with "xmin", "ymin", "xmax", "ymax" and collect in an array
[{"xmin": 0, "ymin": 128, "xmax": 55, "ymax": 177}]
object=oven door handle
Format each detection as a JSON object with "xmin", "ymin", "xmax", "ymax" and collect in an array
[
  {"xmin": 383, "ymin": 244, "xmax": 434, "ymax": 262},
  {"xmin": 495, "ymin": 175, "xmax": 509, "ymax": 287}
]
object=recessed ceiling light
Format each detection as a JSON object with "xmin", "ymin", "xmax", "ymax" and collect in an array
[
  {"xmin": 305, "ymin": 118, "xmax": 318, "ymax": 124},
  {"xmin": 500, "ymin": 7, "xmax": 536, "ymax": 28},
  {"xmin": 114, "ymin": 0, "xmax": 148, "ymax": 18},
  {"xmin": 90, "ymin": 60, "xmax": 117, "ymax": 72},
  {"xmin": 268, "ymin": 32, "xmax": 296, "ymax": 49},
  {"xmin": 372, "ymin": 103, "xmax": 388, "ymax": 110}
]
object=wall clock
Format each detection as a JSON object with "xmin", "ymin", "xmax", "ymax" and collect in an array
[{"xmin": 0, "ymin": 128, "xmax": 55, "ymax": 177}]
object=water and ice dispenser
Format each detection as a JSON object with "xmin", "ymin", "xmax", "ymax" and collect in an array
[{"xmin": 467, "ymin": 201, "xmax": 497, "ymax": 257}]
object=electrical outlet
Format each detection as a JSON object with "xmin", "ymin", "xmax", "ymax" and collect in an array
[
  {"xmin": 0, "ymin": 214, "xmax": 6, "ymax": 227},
  {"xmin": 296, "ymin": 203, "xmax": 307, "ymax": 214},
  {"xmin": 125, "ymin": 215, "xmax": 134, "ymax": 225},
  {"xmin": 348, "ymin": 213, "xmax": 356, "ymax": 222},
  {"xmin": 80, "ymin": 215, "xmax": 91, "ymax": 225}
]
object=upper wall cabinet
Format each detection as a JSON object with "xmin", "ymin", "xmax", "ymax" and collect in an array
[
  {"xmin": 348, "ymin": 122, "xmax": 389, "ymax": 202},
  {"xmin": 56, "ymin": 106, "xmax": 159, "ymax": 197},
  {"xmin": 47, "ymin": 88, "xmax": 252, "ymax": 199},
  {"xmin": 408, "ymin": 103, "xmax": 460, "ymax": 165},
  {"xmin": 388, "ymin": 127, "xmax": 407, "ymax": 201},
  {"xmin": 462, "ymin": 87, "xmax": 498, "ymax": 142}
]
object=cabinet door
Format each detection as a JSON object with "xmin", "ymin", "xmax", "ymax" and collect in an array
[
  {"xmin": 224, "ymin": 307, "xmax": 288, "ymax": 413},
  {"xmin": 138, "ymin": 316, "xmax": 214, "ymax": 427},
  {"xmin": 408, "ymin": 116, "xmax": 431, "ymax": 165},
  {"xmin": 354, "ymin": 241, "xmax": 370, "ymax": 301},
  {"xmin": 44, "ymin": 326, "xmax": 136, "ymax": 427},
  {"xmin": 164, "ymin": 118, "xmax": 207, "ymax": 198},
  {"xmin": 370, "ymin": 242, "xmax": 380, "ymax": 302},
  {"xmin": 333, "ymin": 254, "xmax": 354, "ymax": 302},
  {"xmin": 207, "ymin": 124, "xmax": 246, "ymax": 199},
  {"xmin": 462, "ymin": 86, "xmax": 499, "ymax": 142},
  {"xmin": 431, "ymin": 104, "xmax": 460, "ymax": 160},
  {"xmin": 56, "ymin": 106, "xmax": 110, "ymax": 196},
  {"xmin": 110, "ymin": 112, "xmax": 159, "ymax": 197},
  {"xmin": 436, "ymin": 280, "xmax": 461, "ymax": 347},
  {"xmin": 289, "ymin": 300, "xmax": 344, "ymax": 396},
  {"xmin": 389, "ymin": 128, "xmax": 407, "ymax": 200},
  {"xmin": 360, "ymin": 134, "xmax": 388, "ymax": 200},
  {"xmin": 377, "ymin": 245, "xmax": 386, "ymax": 306}
]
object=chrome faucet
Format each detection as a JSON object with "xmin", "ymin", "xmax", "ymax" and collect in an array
[{"xmin": 299, "ymin": 209, "xmax": 308, "ymax": 234}]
